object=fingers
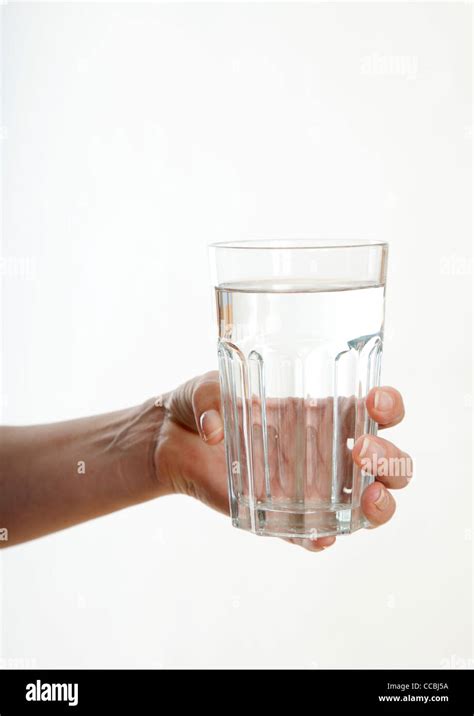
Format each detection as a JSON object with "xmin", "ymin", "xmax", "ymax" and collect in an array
[
  {"xmin": 191, "ymin": 371, "xmax": 224, "ymax": 445},
  {"xmin": 286, "ymin": 535, "xmax": 336, "ymax": 552},
  {"xmin": 352, "ymin": 434, "xmax": 413, "ymax": 488},
  {"xmin": 366, "ymin": 386, "xmax": 405, "ymax": 429},
  {"xmin": 361, "ymin": 481, "xmax": 396, "ymax": 527}
]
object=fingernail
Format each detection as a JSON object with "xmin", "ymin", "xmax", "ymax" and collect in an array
[
  {"xmin": 374, "ymin": 389, "xmax": 395, "ymax": 412},
  {"xmin": 199, "ymin": 410, "xmax": 223, "ymax": 442},
  {"xmin": 358, "ymin": 436, "xmax": 386, "ymax": 462},
  {"xmin": 358, "ymin": 436, "xmax": 371, "ymax": 459},
  {"xmin": 373, "ymin": 484, "xmax": 390, "ymax": 511},
  {"xmin": 356, "ymin": 437, "xmax": 386, "ymax": 476}
]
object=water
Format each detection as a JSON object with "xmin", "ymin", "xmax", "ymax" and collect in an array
[{"xmin": 216, "ymin": 279, "xmax": 385, "ymax": 538}]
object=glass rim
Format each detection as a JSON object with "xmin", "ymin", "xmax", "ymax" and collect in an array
[{"xmin": 209, "ymin": 239, "xmax": 388, "ymax": 250}]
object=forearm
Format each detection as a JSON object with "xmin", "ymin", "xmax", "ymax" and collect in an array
[{"xmin": 0, "ymin": 399, "xmax": 169, "ymax": 546}]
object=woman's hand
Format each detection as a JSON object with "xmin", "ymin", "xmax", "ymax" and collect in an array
[
  {"xmin": 0, "ymin": 372, "xmax": 411, "ymax": 548},
  {"xmin": 154, "ymin": 372, "xmax": 412, "ymax": 552}
]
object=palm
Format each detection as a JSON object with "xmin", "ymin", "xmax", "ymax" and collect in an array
[{"xmin": 156, "ymin": 414, "xmax": 229, "ymax": 514}]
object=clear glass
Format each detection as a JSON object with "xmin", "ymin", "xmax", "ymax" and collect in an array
[{"xmin": 209, "ymin": 239, "xmax": 388, "ymax": 539}]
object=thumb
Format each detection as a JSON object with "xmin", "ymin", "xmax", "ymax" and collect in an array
[
  {"xmin": 167, "ymin": 371, "xmax": 224, "ymax": 445},
  {"xmin": 192, "ymin": 371, "xmax": 224, "ymax": 444}
]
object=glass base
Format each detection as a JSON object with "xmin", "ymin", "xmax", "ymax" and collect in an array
[{"xmin": 231, "ymin": 498, "xmax": 369, "ymax": 538}]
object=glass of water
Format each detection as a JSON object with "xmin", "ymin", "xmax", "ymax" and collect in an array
[{"xmin": 209, "ymin": 240, "xmax": 388, "ymax": 539}]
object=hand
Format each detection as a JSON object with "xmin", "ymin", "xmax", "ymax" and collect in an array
[{"xmin": 154, "ymin": 372, "xmax": 412, "ymax": 551}]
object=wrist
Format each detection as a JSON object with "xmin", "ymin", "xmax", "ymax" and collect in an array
[{"xmin": 108, "ymin": 397, "xmax": 171, "ymax": 502}]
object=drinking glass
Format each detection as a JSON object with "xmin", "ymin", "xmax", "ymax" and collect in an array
[{"xmin": 209, "ymin": 240, "xmax": 388, "ymax": 538}]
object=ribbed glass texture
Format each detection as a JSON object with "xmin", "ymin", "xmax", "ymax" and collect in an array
[{"xmin": 210, "ymin": 240, "xmax": 388, "ymax": 538}]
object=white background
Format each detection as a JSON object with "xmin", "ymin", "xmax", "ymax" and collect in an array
[{"xmin": 1, "ymin": 2, "xmax": 472, "ymax": 668}]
